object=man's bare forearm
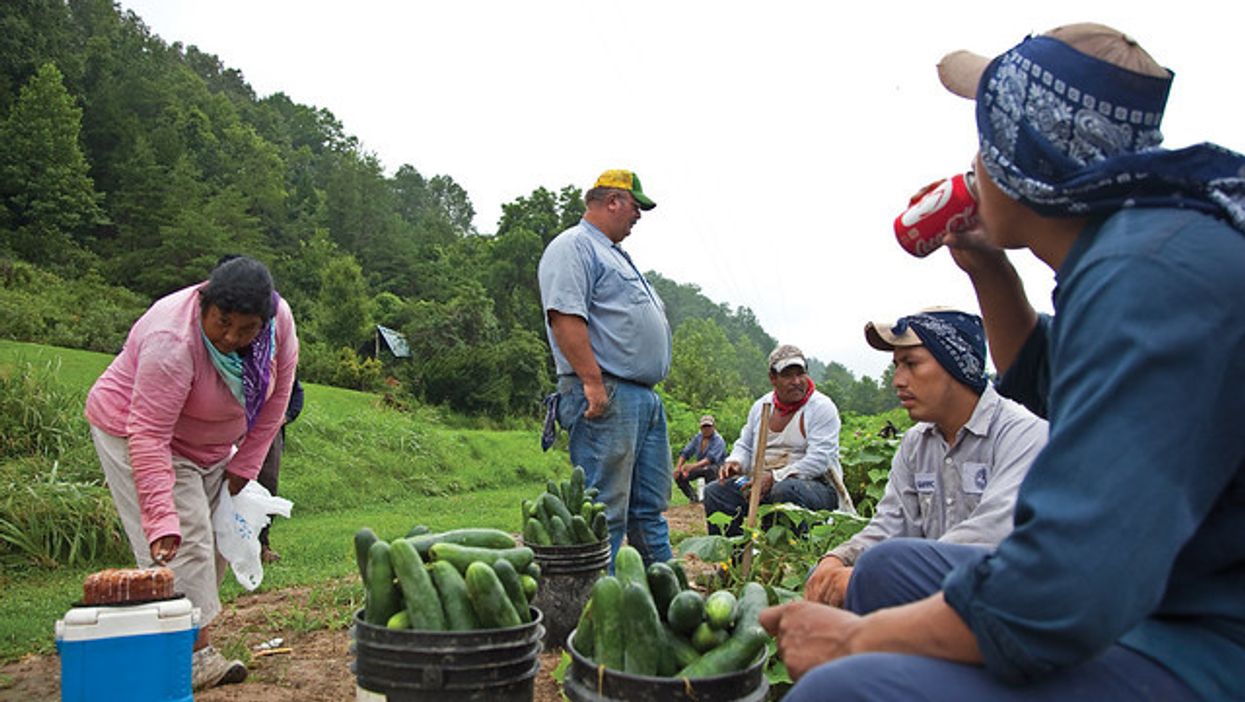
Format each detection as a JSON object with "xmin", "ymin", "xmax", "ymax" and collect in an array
[
  {"xmin": 854, "ymin": 593, "xmax": 982, "ymax": 663},
  {"xmin": 964, "ymin": 257, "xmax": 1037, "ymax": 374},
  {"xmin": 548, "ymin": 311, "xmax": 603, "ymax": 385}
]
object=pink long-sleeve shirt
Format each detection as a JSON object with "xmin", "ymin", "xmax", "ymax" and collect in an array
[{"xmin": 85, "ymin": 282, "xmax": 299, "ymax": 546}]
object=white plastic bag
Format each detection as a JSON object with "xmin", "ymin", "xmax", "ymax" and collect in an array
[{"xmin": 212, "ymin": 481, "xmax": 293, "ymax": 590}]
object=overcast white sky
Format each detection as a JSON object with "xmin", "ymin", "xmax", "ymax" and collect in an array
[{"xmin": 119, "ymin": 1, "xmax": 1244, "ymax": 378}]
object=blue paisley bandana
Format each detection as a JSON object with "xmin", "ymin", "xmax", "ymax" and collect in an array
[
  {"xmin": 893, "ymin": 311, "xmax": 988, "ymax": 394},
  {"xmin": 977, "ymin": 35, "xmax": 1245, "ymax": 232}
]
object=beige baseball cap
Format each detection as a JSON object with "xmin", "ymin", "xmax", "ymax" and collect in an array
[{"xmin": 936, "ymin": 23, "xmax": 1167, "ymax": 101}]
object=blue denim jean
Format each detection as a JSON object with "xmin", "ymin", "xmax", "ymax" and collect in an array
[
  {"xmin": 557, "ymin": 375, "xmax": 672, "ymax": 565},
  {"xmin": 702, "ymin": 475, "xmax": 837, "ymax": 536},
  {"xmin": 783, "ymin": 538, "xmax": 1195, "ymax": 702}
]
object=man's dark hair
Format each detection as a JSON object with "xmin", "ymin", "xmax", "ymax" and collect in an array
[{"xmin": 200, "ymin": 256, "xmax": 275, "ymax": 319}]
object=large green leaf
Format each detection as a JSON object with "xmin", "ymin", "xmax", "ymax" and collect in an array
[{"xmin": 675, "ymin": 535, "xmax": 734, "ymax": 563}]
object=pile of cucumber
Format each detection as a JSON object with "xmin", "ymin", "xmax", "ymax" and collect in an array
[
  {"xmin": 521, "ymin": 466, "xmax": 609, "ymax": 546},
  {"xmin": 573, "ymin": 546, "xmax": 770, "ymax": 678},
  {"xmin": 354, "ymin": 526, "xmax": 540, "ymax": 631}
]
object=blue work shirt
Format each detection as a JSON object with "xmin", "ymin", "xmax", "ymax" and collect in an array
[
  {"xmin": 678, "ymin": 431, "xmax": 727, "ymax": 466},
  {"xmin": 943, "ymin": 208, "xmax": 1245, "ymax": 701},
  {"xmin": 538, "ymin": 219, "xmax": 672, "ymax": 387}
]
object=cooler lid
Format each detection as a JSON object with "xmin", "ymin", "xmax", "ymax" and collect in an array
[{"xmin": 57, "ymin": 598, "xmax": 198, "ymax": 642}]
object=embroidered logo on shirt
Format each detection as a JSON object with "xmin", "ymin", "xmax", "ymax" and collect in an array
[
  {"xmin": 915, "ymin": 473, "xmax": 936, "ymax": 493},
  {"xmin": 962, "ymin": 462, "xmax": 990, "ymax": 494}
]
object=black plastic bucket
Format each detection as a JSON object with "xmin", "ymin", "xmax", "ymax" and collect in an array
[
  {"xmin": 528, "ymin": 539, "xmax": 610, "ymax": 649},
  {"xmin": 562, "ymin": 627, "xmax": 770, "ymax": 702},
  {"xmin": 350, "ymin": 607, "xmax": 544, "ymax": 701}
]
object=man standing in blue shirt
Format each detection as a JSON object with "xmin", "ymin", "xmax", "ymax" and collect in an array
[
  {"xmin": 762, "ymin": 23, "xmax": 1245, "ymax": 702},
  {"xmin": 538, "ymin": 169, "xmax": 674, "ymax": 565},
  {"xmin": 673, "ymin": 414, "xmax": 727, "ymax": 503}
]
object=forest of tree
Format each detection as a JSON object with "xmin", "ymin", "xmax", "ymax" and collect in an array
[{"xmin": 0, "ymin": 0, "xmax": 896, "ymax": 419}]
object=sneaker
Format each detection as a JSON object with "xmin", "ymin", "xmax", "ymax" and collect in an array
[
  {"xmin": 261, "ymin": 545, "xmax": 281, "ymax": 563},
  {"xmin": 192, "ymin": 645, "xmax": 248, "ymax": 690}
]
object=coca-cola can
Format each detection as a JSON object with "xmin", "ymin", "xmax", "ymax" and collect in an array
[{"xmin": 893, "ymin": 172, "xmax": 978, "ymax": 258}]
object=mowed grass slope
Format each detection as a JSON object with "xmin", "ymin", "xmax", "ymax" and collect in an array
[{"xmin": 0, "ymin": 340, "xmax": 569, "ymax": 661}]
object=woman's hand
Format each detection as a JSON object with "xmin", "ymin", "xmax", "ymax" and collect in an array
[
  {"xmin": 227, "ymin": 472, "xmax": 248, "ymax": 495},
  {"xmin": 149, "ymin": 534, "xmax": 180, "ymax": 565}
]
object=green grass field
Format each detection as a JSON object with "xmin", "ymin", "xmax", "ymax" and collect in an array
[{"xmin": 0, "ymin": 339, "xmax": 597, "ymax": 662}]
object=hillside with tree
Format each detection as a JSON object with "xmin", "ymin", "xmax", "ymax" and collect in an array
[{"xmin": 0, "ymin": 0, "xmax": 895, "ymax": 419}]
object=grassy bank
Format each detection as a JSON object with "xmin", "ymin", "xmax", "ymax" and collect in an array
[{"xmin": 0, "ymin": 340, "xmax": 573, "ymax": 661}]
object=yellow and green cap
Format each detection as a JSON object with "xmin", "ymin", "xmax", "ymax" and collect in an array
[{"xmin": 594, "ymin": 169, "xmax": 656, "ymax": 210}]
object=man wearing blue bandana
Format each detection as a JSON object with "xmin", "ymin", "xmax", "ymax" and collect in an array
[
  {"xmin": 804, "ymin": 310, "xmax": 1046, "ymax": 610},
  {"xmin": 762, "ymin": 23, "xmax": 1245, "ymax": 701}
]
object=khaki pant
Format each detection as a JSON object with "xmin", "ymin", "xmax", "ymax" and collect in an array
[{"xmin": 91, "ymin": 425, "xmax": 229, "ymax": 626}]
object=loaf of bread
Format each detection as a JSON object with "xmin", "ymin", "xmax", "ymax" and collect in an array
[{"xmin": 82, "ymin": 567, "xmax": 175, "ymax": 605}]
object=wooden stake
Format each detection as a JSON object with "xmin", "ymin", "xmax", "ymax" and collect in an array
[{"xmin": 739, "ymin": 402, "xmax": 771, "ymax": 580}]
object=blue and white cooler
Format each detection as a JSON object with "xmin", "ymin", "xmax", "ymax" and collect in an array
[{"xmin": 55, "ymin": 597, "xmax": 198, "ymax": 702}]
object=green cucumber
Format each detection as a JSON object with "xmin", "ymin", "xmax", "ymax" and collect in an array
[
  {"xmin": 389, "ymin": 538, "xmax": 446, "ymax": 631},
  {"xmin": 614, "ymin": 545, "xmax": 649, "ymax": 596},
  {"xmin": 548, "ymin": 515, "xmax": 572, "ymax": 545},
  {"xmin": 492, "ymin": 558, "xmax": 531, "ymax": 623},
  {"xmin": 386, "ymin": 609, "xmax": 410, "ymax": 629},
  {"xmin": 677, "ymin": 625, "xmax": 768, "ymax": 678},
  {"xmin": 363, "ymin": 540, "xmax": 402, "ymax": 626},
  {"xmin": 704, "ymin": 590, "xmax": 738, "ymax": 630},
  {"xmin": 621, "ymin": 582, "xmax": 661, "ymax": 676},
  {"xmin": 546, "ymin": 479, "xmax": 561, "ymax": 499},
  {"xmin": 523, "ymin": 517, "xmax": 552, "ymax": 546},
  {"xmin": 571, "ymin": 515, "xmax": 597, "ymax": 544},
  {"xmin": 645, "ymin": 562, "xmax": 681, "ymax": 621},
  {"xmin": 585, "ymin": 487, "xmax": 600, "ymax": 500},
  {"xmin": 523, "ymin": 561, "xmax": 541, "ymax": 580},
  {"xmin": 573, "ymin": 598, "xmax": 595, "ymax": 657},
  {"xmin": 520, "ymin": 574, "xmax": 538, "ymax": 599},
  {"xmin": 569, "ymin": 466, "xmax": 585, "ymax": 513},
  {"xmin": 666, "ymin": 590, "xmax": 705, "ymax": 635},
  {"xmin": 428, "ymin": 543, "xmax": 534, "ymax": 574},
  {"xmin": 691, "ymin": 621, "xmax": 728, "ymax": 652},
  {"xmin": 666, "ymin": 558, "xmax": 690, "ymax": 590},
  {"xmin": 662, "ymin": 625, "xmax": 701, "ymax": 669},
  {"xmin": 732, "ymin": 582, "xmax": 768, "ymax": 637},
  {"xmin": 581, "ymin": 500, "xmax": 595, "ymax": 519},
  {"xmin": 407, "ymin": 528, "xmax": 517, "ymax": 557},
  {"xmin": 405, "ymin": 524, "xmax": 431, "ymax": 538},
  {"xmin": 540, "ymin": 492, "xmax": 575, "ymax": 529},
  {"xmin": 465, "ymin": 561, "xmax": 522, "ymax": 629},
  {"xmin": 429, "ymin": 560, "xmax": 479, "ymax": 631},
  {"xmin": 590, "ymin": 576, "xmax": 624, "ymax": 670},
  {"xmin": 592, "ymin": 511, "xmax": 609, "ymax": 540},
  {"xmin": 354, "ymin": 527, "xmax": 379, "ymax": 582}
]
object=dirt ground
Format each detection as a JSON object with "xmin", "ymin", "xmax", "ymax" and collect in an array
[{"xmin": 0, "ymin": 503, "xmax": 708, "ymax": 702}]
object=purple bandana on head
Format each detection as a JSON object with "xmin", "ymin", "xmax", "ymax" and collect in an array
[
  {"xmin": 977, "ymin": 35, "xmax": 1245, "ymax": 232},
  {"xmin": 241, "ymin": 291, "xmax": 279, "ymax": 431}
]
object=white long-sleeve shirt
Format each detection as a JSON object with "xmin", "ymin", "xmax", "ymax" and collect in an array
[{"xmin": 727, "ymin": 390, "xmax": 842, "ymax": 482}]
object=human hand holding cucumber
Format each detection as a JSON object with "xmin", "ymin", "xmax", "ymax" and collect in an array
[{"xmin": 759, "ymin": 600, "xmax": 863, "ymax": 681}]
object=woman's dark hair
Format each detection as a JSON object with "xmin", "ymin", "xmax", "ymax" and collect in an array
[{"xmin": 200, "ymin": 256, "xmax": 275, "ymax": 320}]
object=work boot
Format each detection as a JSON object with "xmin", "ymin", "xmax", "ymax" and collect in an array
[{"xmin": 191, "ymin": 645, "xmax": 248, "ymax": 690}]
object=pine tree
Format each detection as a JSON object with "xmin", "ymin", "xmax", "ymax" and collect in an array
[{"xmin": 0, "ymin": 62, "xmax": 101, "ymax": 268}]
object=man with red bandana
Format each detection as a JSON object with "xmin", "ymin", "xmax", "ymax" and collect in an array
[{"xmin": 702, "ymin": 344, "xmax": 843, "ymax": 536}]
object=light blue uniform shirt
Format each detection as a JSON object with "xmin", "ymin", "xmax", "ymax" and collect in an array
[{"xmin": 538, "ymin": 219, "xmax": 672, "ymax": 386}]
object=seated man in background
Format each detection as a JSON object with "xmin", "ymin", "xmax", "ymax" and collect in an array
[
  {"xmin": 673, "ymin": 414, "xmax": 727, "ymax": 503},
  {"xmin": 804, "ymin": 309, "xmax": 1047, "ymax": 608},
  {"xmin": 703, "ymin": 345, "xmax": 842, "ymax": 536}
]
